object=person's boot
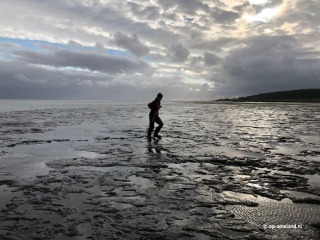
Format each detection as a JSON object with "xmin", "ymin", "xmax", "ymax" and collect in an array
[
  {"xmin": 153, "ymin": 129, "xmax": 162, "ymax": 139},
  {"xmin": 153, "ymin": 133, "xmax": 162, "ymax": 139}
]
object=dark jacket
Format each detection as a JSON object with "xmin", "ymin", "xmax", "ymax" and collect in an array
[{"xmin": 148, "ymin": 99, "xmax": 161, "ymax": 118}]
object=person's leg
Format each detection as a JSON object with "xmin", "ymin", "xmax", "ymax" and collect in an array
[
  {"xmin": 154, "ymin": 116, "xmax": 163, "ymax": 137},
  {"xmin": 147, "ymin": 114, "xmax": 155, "ymax": 140}
]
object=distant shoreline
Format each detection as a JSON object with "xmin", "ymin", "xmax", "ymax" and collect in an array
[
  {"xmin": 192, "ymin": 100, "xmax": 320, "ymax": 105},
  {"xmin": 215, "ymin": 89, "xmax": 320, "ymax": 103},
  {"xmin": 215, "ymin": 99, "xmax": 320, "ymax": 103}
]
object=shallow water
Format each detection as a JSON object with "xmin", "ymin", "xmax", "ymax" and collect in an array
[{"xmin": 0, "ymin": 100, "xmax": 320, "ymax": 239}]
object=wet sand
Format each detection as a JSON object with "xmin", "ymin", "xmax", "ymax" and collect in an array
[{"xmin": 0, "ymin": 100, "xmax": 320, "ymax": 239}]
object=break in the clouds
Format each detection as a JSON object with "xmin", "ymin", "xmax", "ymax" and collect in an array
[{"xmin": 0, "ymin": 0, "xmax": 319, "ymax": 100}]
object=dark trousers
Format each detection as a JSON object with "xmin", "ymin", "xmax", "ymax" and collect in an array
[{"xmin": 148, "ymin": 114, "xmax": 163, "ymax": 137}]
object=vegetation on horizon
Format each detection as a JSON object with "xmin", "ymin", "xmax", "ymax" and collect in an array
[{"xmin": 216, "ymin": 89, "xmax": 320, "ymax": 102}]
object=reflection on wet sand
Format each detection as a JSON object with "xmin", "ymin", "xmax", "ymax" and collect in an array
[{"xmin": 147, "ymin": 138, "xmax": 162, "ymax": 154}]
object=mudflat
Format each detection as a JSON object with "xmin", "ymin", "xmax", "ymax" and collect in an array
[{"xmin": 0, "ymin": 100, "xmax": 320, "ymax": 239}]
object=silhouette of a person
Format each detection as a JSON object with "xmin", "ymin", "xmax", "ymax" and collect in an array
[{"xmin": 147, "ymin": 93, "xmax": 163, "ymax": 141}]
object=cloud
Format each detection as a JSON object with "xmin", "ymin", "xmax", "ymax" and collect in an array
[
  {"xmin": 233, "ymin": 1, "xmax": 252, "ymax": 14},
  {"xmin": 168, "ymin": 43, "xmax": 190, "ymax": 62},
  {"xmin": 15, "ymin": 47, "xmax": 154, "ymax": 75},
  {"xmin": 210, "ymin": 8, "xmax": 241, "ymax": 24},
  {"xmin": 156, "ymin": 0, "xmax": 210, "ymax": 15},
  {"xmin": 113, "ymin": 32, "xmax": 150, "ymax": 58},
  {"xmin": 0, "ymin": 58, "xmax": 212, "ymax": 100},
  {"xmin": 127, "ymin": 2, "xmax": 160, "ymax": 21},
  {"xmin": 68, "ymin": 40, "xmax": 83, "ymax": 47},
  {"xmin": 204, "ymin": 53, "xmax": 220, "ymax": 66},
  {"xmin": 253, "ymin": 0, "xmax": 283, "ymax": 13},
  {"xmin": 191, "ymin": 38, "xmax": 238, "ymax": 51},
  {"xmin": 274, "ymin": 0, "xmax": 320, "ymax": 32},
  {"xmin": 213, "ymin": 35, "xmax": 320, "ymax": 96}
]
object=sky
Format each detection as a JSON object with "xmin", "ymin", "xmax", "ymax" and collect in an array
[{"xmin": 0, "ymin": 0, "xmax": 319, "ymax": 100}]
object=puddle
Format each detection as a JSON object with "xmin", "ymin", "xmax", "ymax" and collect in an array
[
  {"xmin": 76, "ymin": 151, "xmax": 105, "ymax": 159},
  {"xmin": 280, "ymin": 190, "xmax": 320, "ymax": 200},
  {"xmin": 77, "ymin": 222, "xmax": 93, "ymax": 238},
  {"xmin": 223, "ymin": 191, "xmax": 257, "ymax": 202},
  {"xmin": 192, "ymin": 233, "xmax": 212, "ymax": 240},
  {"xmin": 121, "ymin": 195, "xmax": 146, "ymax": 202},
  {"xmin": 304, "ymin": 174, "xmax": 320, "ymax": 188},
  {"xmin": 0, "ymin": 154, "xmax": 51, "ymax": 180},
  {"xmin": 300, "ymin": 135, "xmax": 320, "ymax": 145},
  {"xmin": 274, "ymin": 145, "xmax": 300, "ymax": 155},
  {"xmin": 167, "ymin": 163, "xmax": 201, "ymax": 172},
  {"xmin": 110, "ymin": 201, "xmax": 134, "ymax": 210},
  {"xmin": 196, "ymin": 146, "xmax": 264, "ymax": 159},
  {"xmin": 58, "ymin": 192, "xmax": 92, "ymax": 211},
  {"xmin": 128, "ymin": 175, "xmax": 155, "ymax": 189},
  {"xmin": 236, "ymin": 174, "xmax": 251, "ymax": 180},
  {"xmin": 247, "ymin": 183, "xmax": 266, "ymax": 189},
  {"xmin": 14, "ymin": 204, "xmax": 66, "ymax": 225},
  {"xmin": 75, "ymin": 166, "xmax": 144, "ymax": 176}
]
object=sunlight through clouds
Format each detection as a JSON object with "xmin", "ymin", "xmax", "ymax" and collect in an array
[{"xmin": 244, "ymin": 6, "xmax": 281, "ymax": 23}]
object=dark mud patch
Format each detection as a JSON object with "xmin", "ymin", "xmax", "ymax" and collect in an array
[
  {"xmin": 0, "ymin": 151, "xmax": 7, "ymax": 156},
  {"xmin": 6, "ymin": 139, "xmax": 71, "ymax": 148},
  {"xmin": 298, "ymin": 150, "xmax": 320, "ymax": 157}
]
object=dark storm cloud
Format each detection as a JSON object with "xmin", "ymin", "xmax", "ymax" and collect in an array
[
  {"xmin": 0, "ymin": 59, "xmax": 207, "ymax": 100},
  {"xmin": 204, "ymin": 53, "xmax": 220, "ymax": 66},
  {"xmin": 113, "ymin": 32, "xmax": 150, "ymax": 58},
  {"xmin": 213, "ymin": 35, "xmax": 320, "ymax": 96},
  {"xmin": 0, "ymin": 59, "xmax": 113, "ymax": 86},
  {"xmin": 0, "ymin": 57, "xmax": 170, "ymax": 100},
  {"xmin": 168, "ymin": 43, "xmax": 190, "ymax": 62},
  {"xmin": 16, "ymin": 48, "xmax": 153, "ymax": 75},
  {"xmin": 0, "ymin": 59, "xmax": 103, "ymax": 99}
]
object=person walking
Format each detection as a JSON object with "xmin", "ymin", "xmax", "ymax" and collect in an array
[{"xmin": 147, "ymin": 93, "xmax": 163, "ymax": 141}]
